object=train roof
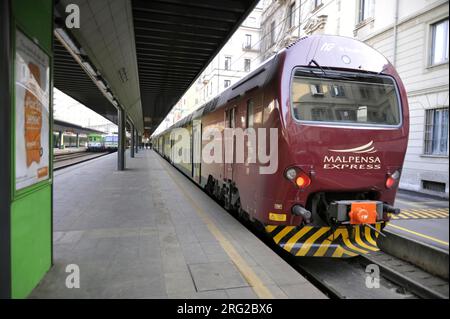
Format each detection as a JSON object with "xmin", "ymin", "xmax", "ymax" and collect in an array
[{"xmin": 154, "ymin": 34, "xmax": 391, "ymax": 137}]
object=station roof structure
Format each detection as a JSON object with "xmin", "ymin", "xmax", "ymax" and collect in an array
[{"xmin": 53, "ymin": 0, "xmax": 259, "ymax": 135}]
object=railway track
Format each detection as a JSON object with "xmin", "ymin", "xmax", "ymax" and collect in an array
[
  {"xmin": 277, "ymin": 239, "xmax": 448, "ymax": 299},
  {"xmin": 234, "ymin": 213, "xmax": 448, "ymax": 299},
  {"xmin": 358, "ymin": 251, "xmax": 449, "ymax": 299},
  {"xmin": 54, "ymin": 150, "xmax": 111, "ymax": 170}
]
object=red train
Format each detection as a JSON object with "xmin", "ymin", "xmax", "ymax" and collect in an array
[{"xmin": 153, "ymin": 35, "xmax": 409, "ymax": 258}]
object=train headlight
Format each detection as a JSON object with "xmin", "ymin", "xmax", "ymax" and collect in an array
[
  {"xmin": 386, "ymin": 170, "xmax": 400, "ymax": 189},
  {"xmin": 296, "ymin": 173, "xmax": 311, "ymax": 188},
  {"xmin": 285, "ymin": 168, "xmax": 297, "ymax": 181},
  {"xmin": 284, "ymin": 167, "xmax": 311, "ymax": 189}
]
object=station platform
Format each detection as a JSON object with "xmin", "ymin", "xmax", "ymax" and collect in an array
[
  {"xmin": 391, "ymin": 190, "xmax": 449, "ymax": 251},
  {"xmin": 30, "ymin": 150, "xmax": 326, "ymax": 299}
]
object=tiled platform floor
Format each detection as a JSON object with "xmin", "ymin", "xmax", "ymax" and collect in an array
[{"xmin": 30, "ymin": 150, "xmax": 325, "ymax": 299}]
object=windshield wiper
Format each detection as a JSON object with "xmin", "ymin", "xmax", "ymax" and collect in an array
[{"xmin": 308, "ymin": 59, "xmax": 328, "ymax": 76}]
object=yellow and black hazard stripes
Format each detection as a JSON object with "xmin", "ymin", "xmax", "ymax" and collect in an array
[
  {"xmin": 265, "ymin": 224, "xmax": 381, "ymax": 258},
  {"xmin": 391, "ymin": 208, "xmax": 449, "ymax": 220}
]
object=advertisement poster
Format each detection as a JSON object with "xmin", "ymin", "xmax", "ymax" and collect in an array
[{"xmin": 15, "ymin": 30, "xmax": 50, "ymax": 190}]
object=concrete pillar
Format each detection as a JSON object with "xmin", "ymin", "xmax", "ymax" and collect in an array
[
  {"xmin": 76, "ymin": 133, "xmax": 79, "ymax": 148},
  {"xmin": 130, "ymin": 124, "xmax": 135, "ymax": 158},
  {"xmin": 135, "ymin": 130, "xmax": 139, "ymax": 154},
  {"xmin": 118, "ymin": 108, "xmax": 126, "ymax": 170}
]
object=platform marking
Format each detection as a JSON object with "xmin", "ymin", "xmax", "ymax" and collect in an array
[
  {"xmin": 388, "ymin": 223, "xmax": 449, "ymax": 246},
  {"xmin": 391, "ymin": 208, "xmax": 449, "ymax": 220},
  {"xmin": 159, "ymin": 158, "xmax": 274, "ymax": 299}
]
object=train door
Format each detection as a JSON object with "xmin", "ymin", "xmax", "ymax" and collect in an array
[
  {"xmin": 224, "ymin": 107, "xmax": 236, "ymax": 181},
  {"xmin": 192, "ymin": 119, "xmax": 202, "ymax": 183}
]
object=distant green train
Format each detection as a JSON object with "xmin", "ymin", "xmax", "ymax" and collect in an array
[
  {"xmin": 87, "ymin": 134, "xmax": 103, "ymax": 151},
  {"xmin": 87, "ymin": 133, "xmax": 118, "ymax": 152}
]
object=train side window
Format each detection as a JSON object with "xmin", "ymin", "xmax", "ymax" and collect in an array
[{"xmin": 246, "ymin": 100, "xmax": 254, "ymax": 128}]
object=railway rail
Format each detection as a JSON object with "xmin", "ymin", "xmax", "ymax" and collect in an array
[
  {"xmin": 53, "ymin": 150, "xmax": 111, "ymax": 170},
  {"xmin": 264, "ymin": 227, "xmax": 449, "ymax": 299}
]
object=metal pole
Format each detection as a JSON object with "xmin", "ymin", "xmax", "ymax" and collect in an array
[
  {"xmin": 118, "ymin": 108, "xmax": 125, "ymax": 170},
  {"xmin": 130, "ymin": 124, "xmax": 135, "ymax": 158}
]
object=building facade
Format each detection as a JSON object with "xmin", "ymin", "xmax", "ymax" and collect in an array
[
  {"xmin": 160, "ymin": 2, "xmax": 264, "ymax": 130},
  {"xmin": 259, "ymin": 0, "xmax": 449, "ymax": 197}
]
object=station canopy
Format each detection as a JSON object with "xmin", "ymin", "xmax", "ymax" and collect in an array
[{"xmin": 53, "ymin": 0, "xmax": 258, "ymax": 135}]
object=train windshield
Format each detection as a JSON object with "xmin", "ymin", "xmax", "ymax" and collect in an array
[{"xmin": 291, "ymin": 69, "xmax": 401, "ymax": 126}]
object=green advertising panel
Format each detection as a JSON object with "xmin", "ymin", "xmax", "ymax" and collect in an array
[{"xmin": 10, "ymin": 0, "xmax": 53, "ymax": 299}]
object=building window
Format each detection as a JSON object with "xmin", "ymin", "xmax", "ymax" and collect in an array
[
  {"xmin": 224, "ymin": 80, "xmax": 231, "ymax": 88},
  {"xmin": 288, "ymin": 3, "xmax": 296, "ymax": 29},
  {"xmin": 244, "ymin": 59, "xmax": 251, "ymax": 72},
  {"xmin": 424, "ymin": 108, "xmax": 449, "ymax": 155},
  {"xmin": 246, "ymin": 100, "xmax": 254, "ymax": 128},
  {"xmin": 313, "ymin": 0, "xmax": 322, "ymax": 10},
  {"xmin": 310, "ymin": 84, "xmax": 324, "ymax": 96},
  {"xmin": 244, "ymin": 34, "xmax": 252, "ymax": 49},
  {"xmin": 270, "ymin": 21, "xmax": 276, "ymax": 45},
  {"xmin": 430, "ymin": 19, "xmax": 449, "ymax": 65},
  {"xmin": 358, "ymin": 0, "xmax": 373, "ymax": 23},
  {"xmin": 224, "ymin": 56, "xmax": 231, "ymax": 70},
  {"xmin": 330, "ymin": 85, "xmax": 345, "ymax": 97}
]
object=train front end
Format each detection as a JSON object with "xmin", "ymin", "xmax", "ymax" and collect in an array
[{"xmin": 265, "ymin": 35, "xmax": 409, "ymax": 257}]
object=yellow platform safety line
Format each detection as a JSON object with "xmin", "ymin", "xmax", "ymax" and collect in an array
[
  {"xmin": 405, "ymin": 210, "xmax": 434, "ymax": 218},
  {"xmin": 355, "ymin": 226, "xmax": 379, "ymax": 252},
  {"xmin": 425, "ymin": 209, "xmax": 449, "ymax": 217},
  {"xmin": 392, "ymin": 208, "xmax": 449, "ymax": 220},
  {"xmin": 159, "ymin": 157, "xmax": 274, "ymax": 299},
  {"xmin": 399, "ymin": 211, "xmax": 420, "ymax": 219},
  {"xmin": 388, "ymin": 223, "xmax": 449, "ymax": 246},
  {"xmin": 273, "ymin": 226, "xmax": 295, "ymax": 244},
  {"xmin": 411, "ymin": 210, "xmax": 447, "ymax": 218},
  {"xmin": 296, "ymin": 228, "xmax": 329, "ymax": 256},
  {"xmin": 282, "ymin": 226, "xmax": 313, "ymax": 253}
]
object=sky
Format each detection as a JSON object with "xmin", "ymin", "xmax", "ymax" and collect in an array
[{"xmin": 53, "ymin": 88, "xmax": 116, "ymax": 130}]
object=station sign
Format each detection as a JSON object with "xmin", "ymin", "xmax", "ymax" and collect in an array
[{"xmin": 14, "ymin": 29, "xmax": 50, "ymax": 190}]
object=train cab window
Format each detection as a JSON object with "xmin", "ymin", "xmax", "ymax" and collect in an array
[
  {"xmin": 246, "ymin": 100, "xmax": 254, "ymax": 128},
  {"xmin": 291, "ymin": 69, "xmax": 401, "ymax": 126}
]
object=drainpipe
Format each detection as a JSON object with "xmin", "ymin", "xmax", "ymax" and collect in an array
[
  {"xmin": 298, "ymin": 0, "xmax": 302, "ymax": 37},
  {"xmin": 393, "ymin": 0, "xmax": 399, "ymax": 67}
]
